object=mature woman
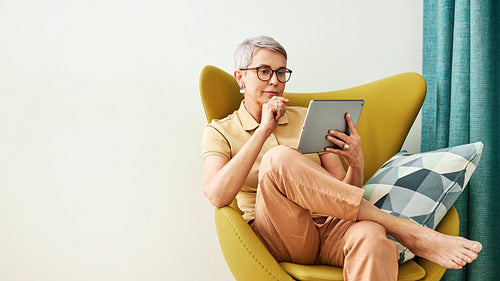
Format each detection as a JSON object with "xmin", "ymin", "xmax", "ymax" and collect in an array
[{"xmin": 202, "ymin": 36, "xmax": 481, "ymax": 280}]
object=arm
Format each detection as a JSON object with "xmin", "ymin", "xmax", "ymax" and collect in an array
[
  {"xmin": 321, "ymin": 113, "xmax": 364, "ymax": 187},
  {"xmin": 203, "ymin": 97, "xmax": 289, "ymax": 208},
  {"xmin": 203, "ymin": 126, "xmax": 272, "ymax": 208},
  {"xmin": 320, "ymin": 153, "xmax": 364, "ymax": 187}
]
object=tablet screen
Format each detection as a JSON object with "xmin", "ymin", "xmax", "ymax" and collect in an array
[{"xmin": 297, "ymin": 99, "xmax": 364, "ymax": 154}]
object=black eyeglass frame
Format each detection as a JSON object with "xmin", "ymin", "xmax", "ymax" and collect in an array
[{"xmin": 240, "ymin": 66, "xmax": 293, "ymax": 83}]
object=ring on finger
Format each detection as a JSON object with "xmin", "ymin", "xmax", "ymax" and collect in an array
[
  {"xmin": 343, "ymin": 143, "xmax": 350, "ymax": 150},
  {"xmin": 275, "ymin": 102, "xmax": 279, "ymax": 109}
]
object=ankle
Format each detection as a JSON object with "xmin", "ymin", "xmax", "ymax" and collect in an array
[{"xmin": 387, "ymin": 219, "xmax": 421, "ymax": 248}]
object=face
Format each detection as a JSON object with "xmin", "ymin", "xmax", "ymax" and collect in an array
[{"xmin": 235, "ymin": 48, "xmax": 287, "ymax": 110}]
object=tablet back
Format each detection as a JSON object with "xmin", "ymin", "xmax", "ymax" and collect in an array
[{"xmin": 297, "ymin": 99, "xmax": 364, "ymax": 154}]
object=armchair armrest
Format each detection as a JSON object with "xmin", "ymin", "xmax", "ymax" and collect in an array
[{"xmin": 214, "ymin": 206, "xmax": 294, "ymax": 281}]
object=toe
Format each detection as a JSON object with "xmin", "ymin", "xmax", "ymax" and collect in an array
[
  {"xmin": 451, "ymin": 256, "xmax": 466, "ymax": 268},
  {"xmin": 472, "ymin": 242, "xmax": 482, "ymax": 252},
  {"xmin": 462, "ymin": 250, "xmax": 478, "ymax": 262},
  {"xmin": 456, "ymin": 253, "xmax": 472, "ymax": 264}
]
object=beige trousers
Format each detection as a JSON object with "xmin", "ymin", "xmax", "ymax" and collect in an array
[{"xmin": 251, "ymin": 145, "xmax": 399, "ymax": 281}]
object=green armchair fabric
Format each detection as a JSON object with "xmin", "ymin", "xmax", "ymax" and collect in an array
[{"xmin": 200, "ymin": 65, "xmax": 460, "ymax": 281}]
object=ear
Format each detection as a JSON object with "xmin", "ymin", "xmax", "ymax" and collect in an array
[{"xmin": 234, "ymin": 70, "xmax": 244, "ymax": 87}]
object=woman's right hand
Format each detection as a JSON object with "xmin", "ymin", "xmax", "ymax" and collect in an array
[{"xmin": 259, "ymin": 97, "xmax": 289, "ymax": 134}]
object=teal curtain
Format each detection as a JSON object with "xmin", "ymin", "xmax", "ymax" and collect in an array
[{"xmin": 422, "ymin": 0, "xmax": 499, "ymax": 280}]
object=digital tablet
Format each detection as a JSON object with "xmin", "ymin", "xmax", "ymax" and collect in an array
[{"xmin": 297, "ymin": 99, "xmax": 364, "ymax": 154}]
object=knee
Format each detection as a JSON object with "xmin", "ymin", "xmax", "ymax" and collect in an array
[
  {"xmin": 263, "ymin": 145, "xmax": 299, "ymax": 161},
  {"xmin": 260, "ymin": 145, "xmax": 300, "ymax": 173}
]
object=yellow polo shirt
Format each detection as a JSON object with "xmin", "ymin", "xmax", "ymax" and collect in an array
[{"xmin": 202, "ymin": 101, "xmax": 321, "ymax": 221}]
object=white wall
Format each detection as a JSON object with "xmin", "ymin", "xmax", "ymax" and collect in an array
[{"xmin": 0, "ymin": 1, "xmax": 422, "ymax": 280}]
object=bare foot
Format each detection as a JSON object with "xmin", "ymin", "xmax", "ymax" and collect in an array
[
  {"xmin": 394, "ymin": 221, "xmax": 482, "ymax": 269},
  {"xmin": 358, "ymin": 200, "xmax": 482, "ymax": 269}
]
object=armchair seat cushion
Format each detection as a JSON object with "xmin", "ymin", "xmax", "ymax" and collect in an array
[{"xmin": 280, "ymin": 260, "xmax": 425, "ymax": 281}]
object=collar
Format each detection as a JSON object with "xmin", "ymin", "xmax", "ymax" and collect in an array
[{"xmin": 238, "ymin": 101, "xmax": 289, "ymax": 131}]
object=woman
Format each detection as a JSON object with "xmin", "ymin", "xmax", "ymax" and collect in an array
[{"xmin": 202, "ymin": 36, "xmax": 481, "ymax": 280}]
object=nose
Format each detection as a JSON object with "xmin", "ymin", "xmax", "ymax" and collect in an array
[{"xmin": 268, "ymin": 71, "xmax": 280, "ymax": 84}]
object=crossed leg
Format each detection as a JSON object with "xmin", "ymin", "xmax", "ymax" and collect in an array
[{"xmin": 255, "ymin": 145, "xmax": 482, "ymax": 270}]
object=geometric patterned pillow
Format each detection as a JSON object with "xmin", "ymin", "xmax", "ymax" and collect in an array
[{"xmin": 362, "ymin": 142, "xmax": 483, "ymax": 263}]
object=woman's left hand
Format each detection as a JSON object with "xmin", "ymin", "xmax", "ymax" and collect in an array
[{"xmin": 324, "ymin": 113, "xmax": 364, "ymax": 169}]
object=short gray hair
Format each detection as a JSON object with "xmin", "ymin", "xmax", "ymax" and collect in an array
[{"xmin": 234, "ymin": 36, "xmax": 287, "ymax": 70}]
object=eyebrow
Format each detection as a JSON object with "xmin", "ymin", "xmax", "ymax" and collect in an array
[{"xmin": 255, "ymin": 64, "xmax": 287, "ymax": 69}]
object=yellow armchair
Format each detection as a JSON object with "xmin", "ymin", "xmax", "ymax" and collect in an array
[{"xmin": 200, "ymin": 65, "xmax": 459, "ymax": 281}]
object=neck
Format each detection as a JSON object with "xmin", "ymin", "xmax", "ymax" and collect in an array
[{"xmin": 243, "ymin": 100, "xmax": 262, "ymax": 124}]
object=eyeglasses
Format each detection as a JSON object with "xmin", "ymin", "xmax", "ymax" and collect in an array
[{"xmin": 240, "ymin": 65, "xmax": 293, "ymax": 83}]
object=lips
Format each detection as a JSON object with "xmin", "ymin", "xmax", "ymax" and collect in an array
[{"xmin": 264, "ymin": 91, "xmax": 279, "ymax": 96}]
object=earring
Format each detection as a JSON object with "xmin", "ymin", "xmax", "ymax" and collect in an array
[{"xmin": 239, "ymin": 85, "xmax": 245, "ymax": 94}]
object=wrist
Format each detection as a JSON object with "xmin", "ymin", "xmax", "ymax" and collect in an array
[
  {"xmin": 255, "ymin": 125, "xmax": 273, "ymax": 138},
  {"xmin": 348, "ymin": 162, "xmax": 364, "ymax": 174}
]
